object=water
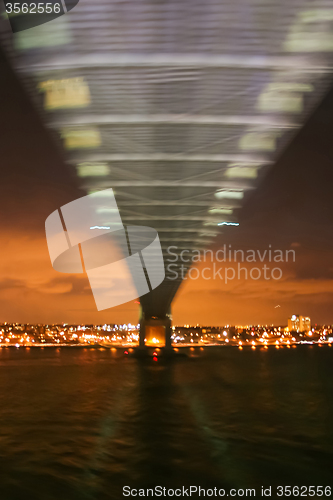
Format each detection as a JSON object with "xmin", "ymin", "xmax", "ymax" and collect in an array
[{"xmin": 0, "ymin": 346, "xmax": 332, "ymax": 499}]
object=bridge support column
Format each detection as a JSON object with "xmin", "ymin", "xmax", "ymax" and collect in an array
[{"xmin": 139, "ymin": 308, "xmax": 173, "ymax": 351}]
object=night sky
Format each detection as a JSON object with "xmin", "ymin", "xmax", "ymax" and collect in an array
[{"xmin": 1, "ymin": 48, "xmax": 333, "ymax": 326}]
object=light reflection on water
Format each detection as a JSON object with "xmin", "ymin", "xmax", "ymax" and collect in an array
[{"xmin": 0, "ymin": 346, "xmax": 332, "ymax": 499}]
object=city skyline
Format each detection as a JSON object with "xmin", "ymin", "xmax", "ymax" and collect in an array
[{"xmin": 1, "ymin": 320, "xmax": 330, "ymax": 348}]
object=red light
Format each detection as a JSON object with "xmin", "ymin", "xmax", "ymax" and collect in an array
[
  {"xmin": 124, "ymin": 350, "xmax": 128, "ymax": 355},
  {"xmin": 153, "ymin": 351, "xmax": 158, "ymax": 356},
  {"xmin": 153, "ymin": 356, "xmax": 158, "ymax": 362}
]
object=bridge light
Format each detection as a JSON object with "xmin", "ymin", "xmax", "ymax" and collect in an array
[
  {"xmin": 225, "ymin": 166, "xmax": 258, "ymax": 179},
  {"xmin": 61, "ymin": 128, "xmax": 101, "ymax": 149},
  {"xmin": 38, "ymin": 77, "xmax": 90, "ymax": 110},
  {"xmin": 215, "ymin": 190, "xmax": 244, "ymax": 200},
  {"xmin": 77, "ymin": 163, "xmax": 110, "ymax": 177},
  {"xmin": 208, "ymin": 208, "xmax": 233, "ymax": 214},
  {"xmin": 239, "ymin": 131, "xmax": 279, "ymax": 151},
  {"xmin": 217, "ymin": 222, "xmax": 239, "ymax": 226}
]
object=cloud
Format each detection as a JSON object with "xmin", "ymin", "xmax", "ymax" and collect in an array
[
  {"xmin": 172, "ymin": 254, "xmax": 333, "ymax": 324},
  {"xmin": 0, "ymin": 229, "xmax": 139, "ymax": 323}
]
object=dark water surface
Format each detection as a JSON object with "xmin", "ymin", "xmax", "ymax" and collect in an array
[{"xmin": 0, "ymin": 346, "xmax": 332, "ymax": 499}]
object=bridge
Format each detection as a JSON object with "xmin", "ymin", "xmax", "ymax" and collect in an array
[{"xmin": 1, "ymin": 0, "xmax": 333, "ymax": 349}]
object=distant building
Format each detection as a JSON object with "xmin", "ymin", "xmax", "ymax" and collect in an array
[{"xmin": 288, "ymin": 314, "xmax": 311, "ymax": 333}]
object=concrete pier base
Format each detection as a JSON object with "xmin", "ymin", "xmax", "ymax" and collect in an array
[{"xmin": 139, "ymin": 309, "xmax": 172, "ymax": 350}]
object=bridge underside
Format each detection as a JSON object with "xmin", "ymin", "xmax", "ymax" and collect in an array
[{"xmin": 2, "ymin": 0, "xmax": 333, "ymax": 347}]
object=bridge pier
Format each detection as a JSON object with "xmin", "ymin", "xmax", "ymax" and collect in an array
[{"xmin": 139, "ymin": 308, "xmax": 173, "ymax": 350}]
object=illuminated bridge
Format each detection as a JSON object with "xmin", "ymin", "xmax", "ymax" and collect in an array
[{"xmin": 1, "ymin": 0, "xmax": 333, "ymax": 348}]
